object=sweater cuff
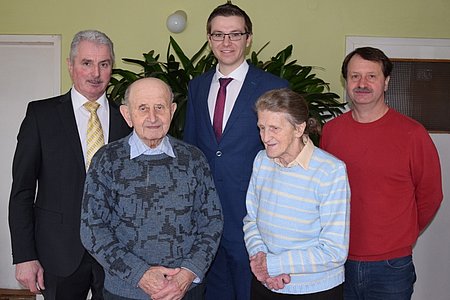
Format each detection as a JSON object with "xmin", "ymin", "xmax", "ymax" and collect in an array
[
  {"xmin": 266, "ymin": 253, "xmax": 282, "ymax": 277},
  {"xmin": 247, "ymin": 245, "xmax": 268, "ymax": 258},
  {"xmin": 181, "ymin": 260, "xmax": 205, "ymax": 282},
  {"xmin": 181, "ymin": 267, "xmax": 200, "ymax": 283}
]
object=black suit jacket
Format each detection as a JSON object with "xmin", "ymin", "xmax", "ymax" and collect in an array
[{"xmin": 8, "ymin": 91, "xmax": 131, "ymax": 277}]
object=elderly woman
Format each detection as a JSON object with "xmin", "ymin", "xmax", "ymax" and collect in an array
[{"xmin": 243, "ymin": 88, "xmax": 350, "ymax": 299}]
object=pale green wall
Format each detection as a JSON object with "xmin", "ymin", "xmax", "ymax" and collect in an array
[{"xmin": 2, "ymin": 0, "xmax": 450, "ymax": 99}]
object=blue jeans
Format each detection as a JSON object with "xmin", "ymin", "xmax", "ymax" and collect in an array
[{"xmin": 344, "ymin": 256, "xmax": 416, "ymax": 300}]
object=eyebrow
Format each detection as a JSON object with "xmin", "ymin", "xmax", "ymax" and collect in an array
[{"xmin": 80, "ymin": 58, "xmax": 111, "ymax": 64}]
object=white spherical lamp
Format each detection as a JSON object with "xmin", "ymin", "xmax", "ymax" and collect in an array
[{"xmin": 166, "ymin": 10, "xmax": 187, "ymax": 33}]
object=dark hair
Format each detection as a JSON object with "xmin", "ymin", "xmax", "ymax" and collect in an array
[
  {"xmin": 255, "ymin": 88, "xmax": 320, "ymax": 136},
  {"xmin": 206, "ymin": 2, "xmax": 252, "ymax": 34},
  {"xmin": 70, "ymin": 29, "xmax": 114, "ymax": 65},
  {"xmin": 341, "ymin": 47, "xmax": 393, "ymax": 79}
]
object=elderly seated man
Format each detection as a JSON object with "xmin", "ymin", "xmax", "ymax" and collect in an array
[{"xmin": 81, "ymin": 77, "xmax": 223, "ymax": 300}]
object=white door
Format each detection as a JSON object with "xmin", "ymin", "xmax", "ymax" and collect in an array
[{"xmin": 0, "ymin": 34, "xmax": 60, "ymax": 291}]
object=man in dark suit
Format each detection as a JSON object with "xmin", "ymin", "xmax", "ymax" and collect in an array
[
  {"xmin": 184, "ymin": 3, "xmax": 288, "ymax": 299},
  {"xmin": 8, "ymin": 29, "xmax": 131, "ymax": 300}
]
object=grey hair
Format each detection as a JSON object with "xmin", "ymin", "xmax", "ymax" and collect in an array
[
  {"xmin": 69, "ymin": 30, "xmax": 114, "ymax": 64},
  {"xmin": 256, "ymin": 88, "xmax": 321, "ymax": 136},
  {"xmin": 123, "ymin": 78, "xmax": 174, "ymax": 106}
]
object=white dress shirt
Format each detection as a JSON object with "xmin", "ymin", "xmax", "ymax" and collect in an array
[
  {"xmin": 71, "ymin": 86, "xmax": 110, "ymax": 165},
  {"xmin": 208, "ymin": 61, "xmax": 249, "ymax": 131}
]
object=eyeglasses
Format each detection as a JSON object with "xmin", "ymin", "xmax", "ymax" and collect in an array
[{"xmin": 208, "ymin": 32, "xmax": 249, "ymax": 41}]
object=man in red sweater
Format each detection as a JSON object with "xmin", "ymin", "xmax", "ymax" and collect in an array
[{"xmin": 320, "ymin": 47, "xmax": 443, "ymax": 300}]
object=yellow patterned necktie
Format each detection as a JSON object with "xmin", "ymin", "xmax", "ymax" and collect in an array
[{"xmin": 84, "ymin": 101, "xmax": 104, "ymax": 169}]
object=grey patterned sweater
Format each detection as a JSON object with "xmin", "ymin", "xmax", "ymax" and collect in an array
[{"xmin": 80, "ymin": 135, "xmax": 223, "ymax": 299}]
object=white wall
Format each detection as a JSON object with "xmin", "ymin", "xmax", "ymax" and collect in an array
[
  {"xmin": 0, "ymin": 35, "xmax": 60, "ymax": 293},
  {"xmin": 413, "ymin": 134, "xmax": 450, "ymax": 300}
]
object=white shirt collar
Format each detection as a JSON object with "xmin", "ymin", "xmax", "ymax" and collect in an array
[
  {"xmin": 214, "ymin": 60, "xmax": 249, "ymax": 83},
  {"xmin": 273, "ymin": 136, "xmax": 315, "ymax": 169},
  {"xmin": 70, "ymin": 86, "xmax": 108, "ymax": 110}
]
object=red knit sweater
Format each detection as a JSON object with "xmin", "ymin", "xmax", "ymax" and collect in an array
[{"xmin": 320, "ymin": 109, "xmax": 442, "ymax": 261}]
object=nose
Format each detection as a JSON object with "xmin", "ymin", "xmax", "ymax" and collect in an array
[
  {"xmin": 222, "ymin": 35, "xmax": 232, "ymax": 46},
  {"xmin": 92, "ymin": 64, "xmax": 101, "ymax": 78},
  {"xmin": 260, "ymin": 129, "xmax": 269, "ymax": 144},
  {"xmin": 145, "ymin": 108, "xmax": 157, "ymax": 123},
  {"xmin": 357, "ymin": 76, "xmax": 368, "ymax": 88}
]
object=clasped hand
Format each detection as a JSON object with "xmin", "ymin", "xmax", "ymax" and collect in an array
[
  {"xmin": 250, "ymin": 252, "xmax": 291, "ymax": 290},
  {"xmin": 138, "ymin": 266, "xmax": 196, "ymax": 300}
]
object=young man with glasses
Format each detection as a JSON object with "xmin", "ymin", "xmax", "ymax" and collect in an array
[{"xmin": 184, "ymin": 3, "xmax": 288, "ymax": 300}]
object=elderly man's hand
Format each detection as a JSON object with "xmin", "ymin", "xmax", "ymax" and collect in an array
[
  {"xmin": 15, "ymin": 260, "xmax": 45, "ymax": 294},
  {"xmin": 138, "ymin": 266, "xmax": 180, "ymax": 297},
  {"xmin": 171, "ymin": 269, "xmax": 196, "ymax": 296},
  {"xmin": 151, "ymin": 268, "xmax": 196, "ymax": 300}
]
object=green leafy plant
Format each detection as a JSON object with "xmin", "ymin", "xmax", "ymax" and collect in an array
[
  {"xmin": 107, "ymin": 37, "xmax": 346, "ymax": 141},
  {"xmin": 248, "ymin": 43, "xmax": 345, "ymax": 127}
]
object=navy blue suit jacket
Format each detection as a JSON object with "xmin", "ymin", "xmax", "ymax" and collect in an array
[
  {"xmin": 184, "ymin": 65, "xmax": 288, "ymax": 245},
  {"xmin": 8, "ymin": 91, "xmax": 131, "ymax": 277}
]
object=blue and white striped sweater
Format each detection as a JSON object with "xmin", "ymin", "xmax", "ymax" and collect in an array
[{"xmin": 244, "ymin": 145, "xmax": 350, "ymax": 294}]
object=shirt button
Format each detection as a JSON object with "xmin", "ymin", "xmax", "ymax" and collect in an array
[{"xmin": 216, "ymin": 150, "xmax": 222, "ymax": 157}]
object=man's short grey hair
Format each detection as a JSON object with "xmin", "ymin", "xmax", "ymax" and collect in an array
[
  {"xmin": 69, "ymin": 30, "xmax": 114, "ymax": 65},
  {"xmin": 123, "ymin": 78, "xmax": 174, "ymax": 106}
]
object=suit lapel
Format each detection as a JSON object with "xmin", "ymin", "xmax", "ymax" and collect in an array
[
  {"xmin": 222, "ymin": 66, "xmax": 261, "ymax": 139},
  {"xmin": 56, "ymin": 91, "xmax": 85, "ymax": 173},
  {"xmin": 199, "ymin": 71, "xmax": 217, "ymax": 142}
]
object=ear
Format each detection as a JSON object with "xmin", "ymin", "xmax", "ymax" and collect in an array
[
  {"xmin": 246, "ymin": 33, "xmax": 253, "ymax": 48},
  {"xmin": 119, "ymin": 105, "xmax": 133, "ymax": 128},
  {"xmin": 207, "ymin": 35, "xmax": 213, "ymax": 49},
  {"xmin": 67, "ymin": 58, "xmax": 73, "ymax": 77},
  {"xmin": 295, "ymin": 122, "xmax": 306, "ymax": 138},
  {"xmin": 384, "ymin": 75, "xmax": 390, "ymax": 92},
  {"xmin": 170, "ymin": 102, "xmax": 177, "ymax": 117}
]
